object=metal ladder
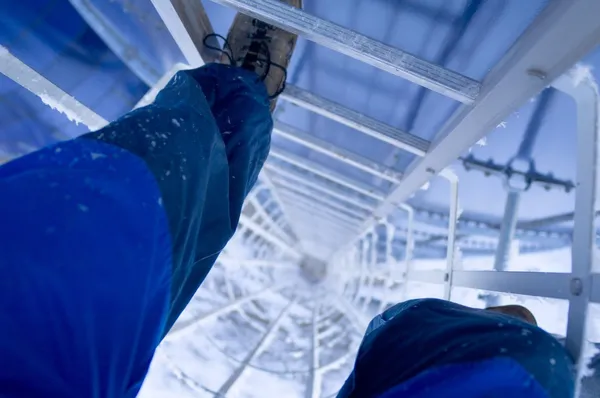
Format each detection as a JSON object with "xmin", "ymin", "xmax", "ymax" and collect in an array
[{"xmin": 2, "ymin": 0, "xmax": 600, "ymax": 395}]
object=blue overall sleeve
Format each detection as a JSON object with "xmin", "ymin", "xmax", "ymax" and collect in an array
[{"xmin": 0, "ymin": 63, "xmax": 272, "ymax": 397}]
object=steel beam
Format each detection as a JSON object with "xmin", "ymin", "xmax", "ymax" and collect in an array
[
  {"xmin": 208, "ymin": 0, "xmax": 480, "ymax": 103},
  {"xmin": 217, "ymin": 297, "xmax": 297, "ymax": 396},
  {"xmin": 273, "ymin": 122, "xmax": 403, "ymax": 181},
  {"xmin": 453, "ymin": 271, "xmax": 570, "ymax": 300},
  {"xmin": 408, "ymin": 269, "xmax": 573, "ymax": 301},
  {"xmin": 371, "ymin": 0, "xmax": 600, "ymax": 220},
  {"xmin": 440, "ymin": 169, "xmax": 459, "ymax": 301},
  {"xmin": 0, "ymin": 46, "xmax": 108, "ymax": 132},
  {"xmin": 553, "ymin": 69, "xmax": 600, "ymax": 376},
  {"xmin": 305, "ymin": 304, "xmax": 321, "ymax": 398},
  {"xmin": 280, "ymin": 86, "xmax": 430, "ymax": 155},
  {"xmin": 270, "ymin": 148, "xmax": 386, "ymax": 200},
  {"xmin": 149, "ymin": 0, "xmax": 214, "ymax": 66}
]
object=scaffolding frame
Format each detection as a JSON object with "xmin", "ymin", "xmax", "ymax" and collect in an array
[{"xmin": 3, "ymin": 0, "xmax": 600, "ymax": 394}]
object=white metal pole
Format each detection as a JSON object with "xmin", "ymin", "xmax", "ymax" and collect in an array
[
  {"xmin": 305, "ymin": 303, "xmax": 321, "ymax": 398},
  {"xmin": 552, "ymin": 68, "xmax": 600, "ymax": 387},
  {"xmin": 440, "ymin": 169, "xmax": 459, "ymax": 301}
]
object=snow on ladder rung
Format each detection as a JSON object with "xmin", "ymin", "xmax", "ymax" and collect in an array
[
  {"xmin": 0, "ymin": 45, "xmax": 108, "ymax": 133},
  {"xmin": 269, "ymin": 147, "xmax": 386, "ymax": 201},
  {"xmin": 208, "ymin": 0, "xmax": 481, "ymax": 104},
  {"xmin": 281, "ymin": 85, "xmax": 430, "ymax": 157},
  {"xmin": 273, "ymin": 121, "xmax": 403, "ymax": 182}
]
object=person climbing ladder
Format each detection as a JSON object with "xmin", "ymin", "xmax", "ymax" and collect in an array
[{"xmin": 0, "ymin": 1, "xmax": 573, "ymax": 396}]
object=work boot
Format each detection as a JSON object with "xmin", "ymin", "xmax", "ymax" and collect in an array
[
  {"xmin": 486, "ymin": 304, "xmax": 537, "ymax": 325},
  {"xmin": 219, "ymin": 0, "xmax": 302, "ymax": 111}
]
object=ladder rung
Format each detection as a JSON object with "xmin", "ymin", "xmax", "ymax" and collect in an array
[
  {"xmin": 269, "ymin": 147, "xmax": 386, "ymax": 200},
  {"xmin": 279, "ymin": 193, "xmax": 365, "ymax": 225},
  {"xmin": 281, "ymin": 85, "xmax": 429, "ymax": 156},
  {"xmin": 371, "ymin": 0, "xmax": 600, "ymax": 220},
  {"xmin": 0, "ymin": 46, "xmax": 107, "ymax": 132},
  {"xmin": 276, "ymin": 183, "xmax": 368, "ymax": 218},
  {"xmin": 265, "ymin": 167, "xmax": 377, "ymax": 212},
  {"xmin": 273, "ymin": 121, "xmax": 402, "ymax": 182},
  {"xmin": 208, "ymin": 0, "xmax": 480, "ymax": 104}
]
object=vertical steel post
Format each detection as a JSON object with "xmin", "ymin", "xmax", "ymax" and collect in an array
[
  {"xmin": 305, "ymin": 303, "xmax": 321, "ymax": 398},
  {"xmin": 440, "ymin": 169, "xmax": 459, "ymax": 300},
  {"xmin": 488, "ymin": 191, "xmax": 521, "ymax": 306},
  {"xmin": 552, "ymin": 69, "xmax": 599, "ymax": 391}
]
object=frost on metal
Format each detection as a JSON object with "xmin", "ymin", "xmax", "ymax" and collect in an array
[{"xmin": 0, "ymin": 45, "xmax": 107, "ymax": 132}]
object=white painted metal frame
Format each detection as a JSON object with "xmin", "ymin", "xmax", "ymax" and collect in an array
[
  {"xmin": 273, "ymin": 122, "xmax": 403, "ymax": 182},
  {"xmin": 0, "ymin": 45, "xmax": 108, "ymax": 132},
  {"xmin": 279, "ymin": 85, "xmax": 430, "ymax": 156},
  {"xmin": 7, "ymin": 0, "xmax": 600, "ymax": 392},
  {"xmin": 149, "ymin": 0, "xmax": 206, "ymax": 67},
  {"xmin": 553, "ymin": 69, "xmax": 600, "ymax": 384},
  {"xmin": 208, "ymin": 0, "xmax": 481, "ymax": 104},
  {"xmin": 371, "ymin": 0, "xmax": 600, "ymax": 220},
  {"xmin": 440, "ymin": 169, "xmax": 459, "ymax": 300}
]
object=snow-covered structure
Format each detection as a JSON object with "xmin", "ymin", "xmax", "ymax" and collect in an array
[{"xmin": 2, "ymin": 0, "xmax": 600, "ymax": 396}]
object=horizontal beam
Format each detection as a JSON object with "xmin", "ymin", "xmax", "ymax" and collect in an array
[
  {"xmin": 209, "ymin": 0, "xmax": 480, "ymax": 103},
  {"xmin": 453, "ymin": 271, "xmax": 571, "ymax": 300},
  {"xmin": 265, "ymin": 166, "xmax": 377, "ymax": 212},
  {"xmin": 0, "ymin": 46, "xmax": 108, "ymax": 132},
  {"xmin": 280, "ymin": 85, "xmax": 430, "ymax": 155},
  {"xmin": 269, "ymin": 148, "xmax": 386, "ymax": 200},
  {"xmin": 371, "ymin": 0, "xmax": 600, "ymax": 219},
  {"xmin": 407, "ymin": 270, "xmax": 577, "ymax": 301},
  {"xmin": 273, "ymin": 122, "xmax": 402, "ymax": 181}
]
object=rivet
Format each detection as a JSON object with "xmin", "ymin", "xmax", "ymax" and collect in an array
[
  {"xmin": 527, "ymin": 69, "xmax": 547, "ymax": 81},
  {"xmin": 570, "ymin": 277, "xmax": 583, "ymax": 296}
]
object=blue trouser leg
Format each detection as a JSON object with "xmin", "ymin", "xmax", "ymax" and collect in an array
[
  {"xmin": 0, "ymin": 63, "xmax": 271, "ymax": 397},
  {"xmin": 338, "ymin": 299, "xmax": 573, "ymax": 398},
  {"xmin": 84, "ymin": 63, "xmax": 273, "ymax": 334}
]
